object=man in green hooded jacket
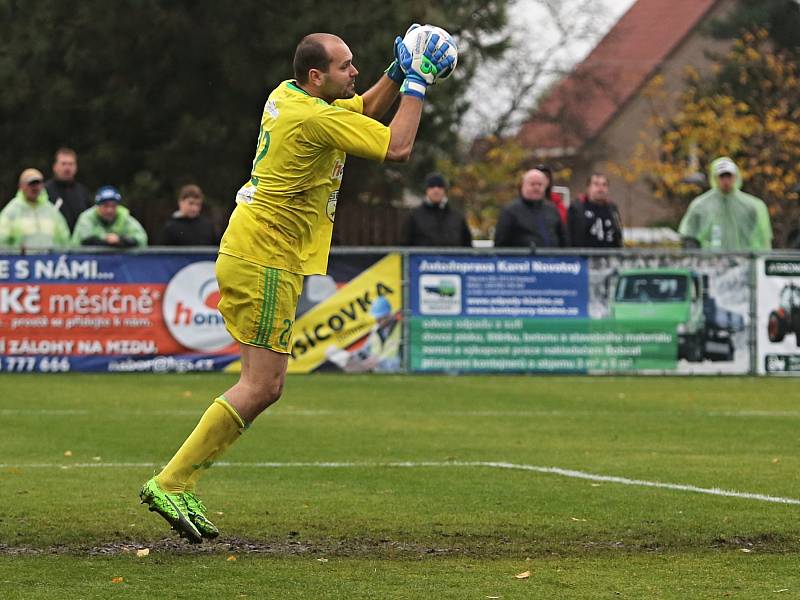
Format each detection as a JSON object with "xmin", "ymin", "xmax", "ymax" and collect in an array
[
  {"xmin": 72, "ymin": 186, "xmax": 148, "ymax": 248},
  {"xmin": 0, "ymin": 168, "xmax": 71, "ymax": 249},
  {"xmin": 679, "ymin": 156, "xmax": 772, "ymax": 251}
]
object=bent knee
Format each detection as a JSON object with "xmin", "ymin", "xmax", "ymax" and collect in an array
[{"xmin": 249, "ymin": 376, "xmax": 284, "ymax": 408}]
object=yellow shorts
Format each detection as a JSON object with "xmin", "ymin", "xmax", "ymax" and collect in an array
[{"xmin": 216, "ymin": 253, "xmax": 304, "ymax": 353}]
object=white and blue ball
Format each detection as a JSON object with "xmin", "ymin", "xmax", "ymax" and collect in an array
[{"xmin": 402, "ymin": 24, "xmax": 458, "ymax": 80}]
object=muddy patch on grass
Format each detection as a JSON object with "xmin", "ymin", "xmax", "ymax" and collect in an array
[
  {"xmin": 2, "ymin": 532, "xmax": 799, "ymax": 557},
  {"xmin": 0, "ymin": 537, "xmax": 457, "ymax": 557}
]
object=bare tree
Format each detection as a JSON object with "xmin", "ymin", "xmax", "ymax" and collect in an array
[{"xmin": 465, "ymin": 0, "xmax": 613, "ymax": 138}]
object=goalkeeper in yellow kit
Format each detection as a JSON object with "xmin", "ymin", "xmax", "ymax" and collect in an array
[{"xmin": 140, "ymin": 29, "xmax": 455, "ymax": 542}]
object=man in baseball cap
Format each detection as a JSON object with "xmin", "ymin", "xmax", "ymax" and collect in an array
[
  {"xmin": 71, "ymin": 185, "xmax": 148, "ymax": 248},
  {"xmin": 0, "ymin": 168, "xmax": 70, "ymax": 249},
  {"xmin": 679, "ymin": 156, "xmax": 772, "ymax": 250}
]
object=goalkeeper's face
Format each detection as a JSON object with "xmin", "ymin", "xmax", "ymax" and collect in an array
[{"xmin": 321, "ymin": 40, "xmax": 358, "ymax": 100}]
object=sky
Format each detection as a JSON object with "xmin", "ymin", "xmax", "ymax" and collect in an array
[
  {"xmin": 461, "ymin": 0, "xmax": 638, "ymax": 137},
  {"xmin": 520, "ymin": 0, "xmax": 638, "ymax": 60}
]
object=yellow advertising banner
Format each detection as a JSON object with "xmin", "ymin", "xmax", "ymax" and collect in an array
[{"xmin": 287, "ymin": 253, "xmax": 402, "ymax": 373}]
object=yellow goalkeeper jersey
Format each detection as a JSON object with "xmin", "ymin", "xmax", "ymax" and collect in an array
[{"xmin": 219, "ymin": 80, "xmax": 391, "ymax": 275}]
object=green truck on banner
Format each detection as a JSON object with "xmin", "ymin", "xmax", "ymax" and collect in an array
[
  {"xmin": 409, "ymin": 253, "xmax": 752, "ymax": 374},
  {"xmin": 611, "ymin": 268, "xmax": 745, "ymax": 363}
]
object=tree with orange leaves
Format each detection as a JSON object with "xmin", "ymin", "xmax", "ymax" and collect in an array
[{"xmin": 614, "ymin": 30, "xmax": 800, "ymax": 247}]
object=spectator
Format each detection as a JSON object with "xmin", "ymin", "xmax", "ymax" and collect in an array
[
  {"xmin": 161, "ymin": 184, "xmax": 218, "ymax": 246},
  {"xmin": 0, "ymin": 168, "xmax": 70, "ymax": 249},
  {"xmin": 72, "ymin": 186, "xmax": 148, "ymax": 248},
  {"xmin": 45, "ymin": 147, "xmax": 93, "ymax": 231},
  {"xmin": 494, "ymin": 168, "xmax": 567, "ymax": 247},
  {"xmin": 679, "ymin": 156, "xmax": 772, "ymax": 250},
  {"xmin": 568, "ymin": 173, "xmax": 623, "ymax": 248},
  {"xmin": 403, "ymin": 173, "xmax": 472, "ymax": 247},
  {"xmin": 536, "ymin": 163, "xmax": 567, "ymax": 225}
]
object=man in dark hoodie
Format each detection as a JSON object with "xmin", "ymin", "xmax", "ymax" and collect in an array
[
  {"xmin": 162, "ymin": 184, "xmax": 218, "ymax": 246},
  {"xmin": 494, "ymin": 168, "xmax": 567, "ymax": 247},
  {"xmin": 45, "ymin": 148, "xmax": 93, "ymax": 231},
  {"xmin": 568, "ymin": 173, "xmax": 623, "ymax": 248},
  {"xmin": 403, "ymin": 173, "xmax": 471, "ymax": 246}
]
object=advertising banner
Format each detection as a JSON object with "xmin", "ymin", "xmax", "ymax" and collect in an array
[
  {"xmin": 756, "ymin": 257, "xmax": 800, "ymax": 375},
  {"xmin": 587, "ymin": 254, "xmax": 751, "ymax": 375},
  {"xmin": 409, "ymin": 253, "xmax": 750, "ymax": 374},
  {"xmin": 0, "ymin": 253, "xmax": 238, "ymax": 372},
  {"xmin": 285, "ymin": 253, "xmax": 402, "ymax": 374}
]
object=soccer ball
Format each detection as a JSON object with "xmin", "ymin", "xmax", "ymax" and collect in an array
[{"xmin": 402, "ymin": 24, "xmax": 458, "ymax": 80}]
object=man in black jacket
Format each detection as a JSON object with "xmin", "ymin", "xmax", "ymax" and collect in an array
[
  {"xmin": 568, "ymin": 173, "xmax": 623, "ymax": 248},
  {"xmin": 494, "ymin": 168, "xmax": 567, "ymax": 248},
  {"xmin": 45, "ymin": 147, "xmax": 93, "ymax": 232},
  {"xmin": 161, "ymin": 184, "xmax": 219, "ymax": 246},
  {"xmin": 403, "ymin": 173, "xmax": 472, "ymax": 247}
]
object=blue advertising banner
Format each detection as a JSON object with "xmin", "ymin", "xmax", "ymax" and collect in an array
[
  {"xmin": 409, "ymin": 255, "xmax": 589, "ymax": 318},
  {"xmin": 0, "ymin": 253, "xmax": 240, "ymax": 373}
]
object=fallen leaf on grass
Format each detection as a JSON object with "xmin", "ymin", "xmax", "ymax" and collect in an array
[
  {"xmin": 316, "ymin": 558, "xmax": 329, "ymax": 563},
  {"xmin": 772, "ymin": 458, "xmax": 780, "ymax": 464},
  {"xmin": 570, "ymin": 517, "xmax": 587, "ymax": 522},
  {"xmin": 136, "ymin": 549, "xmax": 150, "ymax": 558},
  {"xmin": 111, "ymin": 577, "xmax": 124, "ymax": 584},
  {"xmin": 514, "ymin": 571, "xmax": 531, "ymax": 579},
  {"xmin": 63, "ymin": 450, "xmax": 72, "ymax": 457},
  {"xmin": 227, "ymin": 555, "xmax": 237, "ymax": 562}
]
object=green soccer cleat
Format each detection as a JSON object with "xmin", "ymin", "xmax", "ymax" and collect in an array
[
  {"xmin": 183, "ymin": 491, "xmax": 219, "ymax": 539},
  {"xmin": 139, "ymin": 478, "xmax": 203, "ymax": 544}
]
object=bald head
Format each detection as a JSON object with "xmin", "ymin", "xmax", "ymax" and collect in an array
[
  {"xmin": 520, "ymin": 169, "xmax": 547, "ymax": 201},
  {"xmin": 293, "ymin": 33, "xmax": 343, "ymax": 84}
]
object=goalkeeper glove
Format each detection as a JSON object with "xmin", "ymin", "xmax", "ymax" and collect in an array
[
  {"xmin": 398, "ymin": 33, "xmax": 454, "ymax": 99},
  {"xmin": 385, "ymin": 25, "xmax": 420, "ymax": 85}
]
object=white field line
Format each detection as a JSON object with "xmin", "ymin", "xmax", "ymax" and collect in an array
[
  {"xmin": 0, "ymin": 460, "xmax": 797, "ymax": 506},
  {"xmin": 706, "ymin": 411, "xmax": 800, "ymax": 418},
  {"xmin": 0, "ymin": 409, "xmax": 336, "ymax": 417},
  {"xmin": 7, "ymin": 408, "xmax": 800, "ymax": 419}
]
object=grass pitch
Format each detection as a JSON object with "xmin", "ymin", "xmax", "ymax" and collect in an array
[{"xmin": 1, "ymin": 374, "xmax": 799, "ymax": 598}]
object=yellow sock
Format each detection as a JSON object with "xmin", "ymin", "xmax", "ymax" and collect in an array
[{"xmin": 156, "ymin": 397, "xmax": 246, "ymax": 493}]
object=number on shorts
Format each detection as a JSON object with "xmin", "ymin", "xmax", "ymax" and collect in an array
[{"xmin": 278, "ymin": 319, "xmax": 293, "ymax": 348}]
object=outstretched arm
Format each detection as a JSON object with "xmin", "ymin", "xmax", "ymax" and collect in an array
[
  {"xmin": 385, "ymin": 95, "xmax": 423, "ymax": 162},
  {"xmin": 361, "ymin": 75, "xmax": 400, "ymax": 121},
  {"xmin": 384, "ymin": 32, "xmax": 454, "ymax": 163},
  {"xmin": 361, "ymin": 31, "xmax": 412, "ymax": 120}
]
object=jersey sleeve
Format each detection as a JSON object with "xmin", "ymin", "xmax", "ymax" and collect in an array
[
  {"xmin": 332, "ymin": 95, "xmax": 364, "ymax": 114},
  {"xmin": 303, "ymin": 102, "xmax": 391, "ymax": 162}
]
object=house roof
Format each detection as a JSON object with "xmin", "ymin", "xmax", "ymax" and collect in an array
[{"xmin": 517, "ymin": 0, "xmax": 721, "ymax": 153}]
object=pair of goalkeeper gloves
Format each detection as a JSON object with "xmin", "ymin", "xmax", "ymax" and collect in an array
[{"xmin": 385, "ymin": 24, "xmax": 455, "ymax": 100}]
